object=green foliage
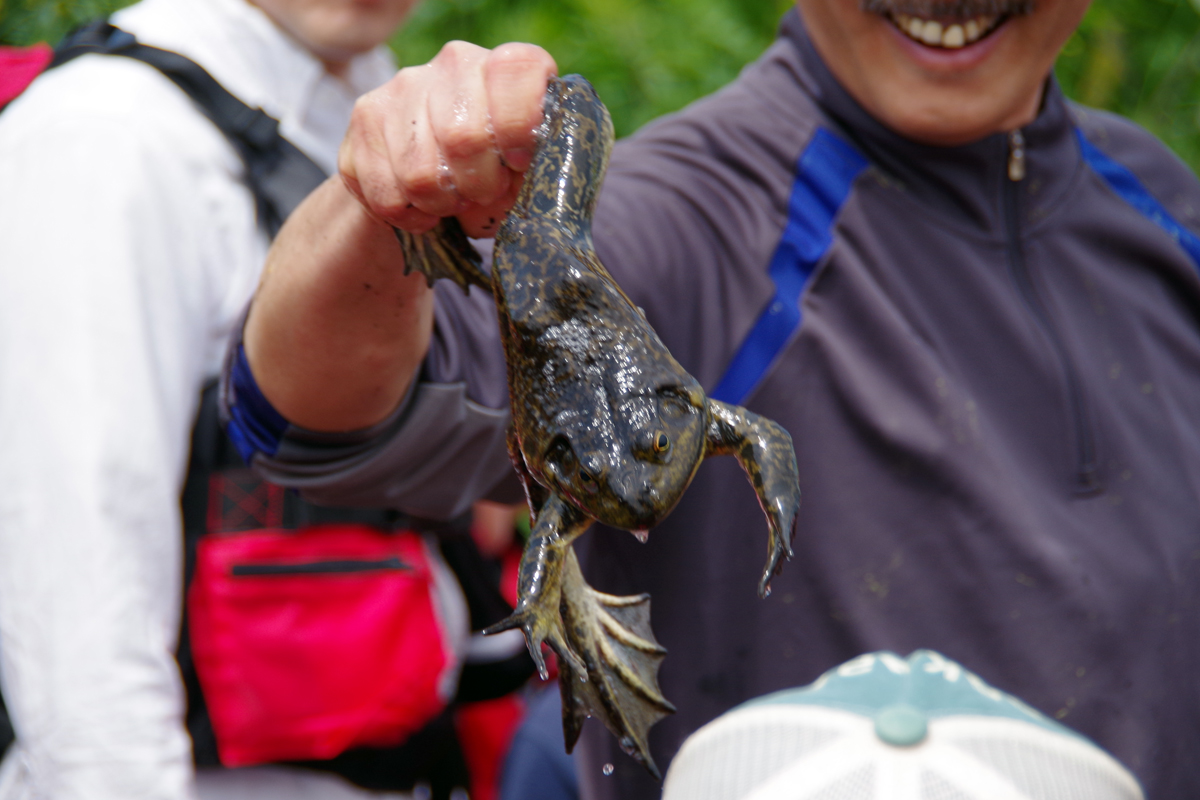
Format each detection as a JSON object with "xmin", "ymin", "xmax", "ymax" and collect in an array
[
  {"xmin": 5, "ymin": 0, "xmax": 1200, "ymax": 168},
  {"xmin": 1057, "ymin": 0, "xmax": 1200, "ymax": 169},
  {"xmin": 390, "ymin": 0, "xmax": 794, "ymax": 137},
  {"xmin": 0, "ymin": 0, "xmax": 133, "ymax": 47}
]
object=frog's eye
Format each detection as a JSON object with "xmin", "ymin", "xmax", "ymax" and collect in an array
[
  {"xmin": 579, "ymin": 469, "xmax": 600, "ymax": 494},
  {"xmin": 653, "ymin": 432, "xmax": 670, "ymax": 453}
]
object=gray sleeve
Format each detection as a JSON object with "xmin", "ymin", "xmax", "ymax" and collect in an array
[{"xmin": 246, "ymin": 270, "xmax": 523, "ymax": 521}]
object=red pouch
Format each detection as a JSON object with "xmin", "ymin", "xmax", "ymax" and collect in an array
[
  {"xmin": 0, "ymin": 43, "xmax": 51, "ymax": 107},
  {"xmin": 188, "ymin": 523, "xmax": 462, "ymax": 767}
]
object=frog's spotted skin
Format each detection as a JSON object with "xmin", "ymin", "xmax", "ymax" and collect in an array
[{"xmin": 395, "ymin": 76, "xmax": 801, "ymax": 779}]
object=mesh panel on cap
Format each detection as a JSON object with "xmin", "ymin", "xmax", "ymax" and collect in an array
[
  {"xmin": 663, "ymin": 716, "xmax": 842, "ymax": 800},
  {"xmin": 802, "ymin": 764, "xmax": 875, "ymax": 800},
  {"xmin": 920, "ymin": 770, "xmax": 984, "ymax": 800},
  {"xmin": 950, "ymin": 732, "xmax": 1142, "ymax": 800}
]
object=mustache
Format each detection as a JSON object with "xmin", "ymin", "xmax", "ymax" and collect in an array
[{"xmin": 860, "ymin": 0, "xmax": 1035, "ymax": 20}]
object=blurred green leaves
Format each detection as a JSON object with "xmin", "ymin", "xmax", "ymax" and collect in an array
[
  {"xmin": 1057, "ymin": 0, "xmax": 1200, "ymax": 168},
  {"xmin": 5, "ymin": 0, "xmax": 1200, "ymax": 168},
  {"xmin": 390, "ymin": 0, "xmax": 794, "ymax": 136},
  {"xmin": 0, "ymin": 0, "xmax": 130, "ymax": 49}
]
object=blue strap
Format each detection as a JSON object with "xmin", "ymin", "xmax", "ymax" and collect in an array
[
  {"xmin": 226, "ymin": 343, "xmax": 290, "ymax": 461},
  {"xmin": 1075, "ymin": 128, "xmax": 1200, "ymax": 271},
  {"xmin": 711, "ymin": 128, "xmax": 868, "ymax": 404}
]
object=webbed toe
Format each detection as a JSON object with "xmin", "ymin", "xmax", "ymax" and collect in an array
[
  {"xmin": 484, "ymin": 600, "xmax": 584, "ymax": 680},
  {"xmin": 556, "ymin": 547, "xmax": 674, "ymax": 779},
  {"xmin": 393, "ymin": 217, "xmax": 492, "ymax": 294}
]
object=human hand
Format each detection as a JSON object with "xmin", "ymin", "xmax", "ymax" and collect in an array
[{"xmin": 339, "ymin": 41, "xmax": 558, "ymax": 239}]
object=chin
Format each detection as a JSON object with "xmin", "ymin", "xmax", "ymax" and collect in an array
[
  {"xmin": 279, "ymin": 11, "xmax": 404, "ymax": 65},
  {"xmin": 875, "ymin": 92, "xmax": 1017, "ymax": 145}
]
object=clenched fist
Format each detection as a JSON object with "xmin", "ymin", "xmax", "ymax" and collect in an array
[{"xmin": 339, "ymin": 40, "xmax": 558, "ymax": 238}]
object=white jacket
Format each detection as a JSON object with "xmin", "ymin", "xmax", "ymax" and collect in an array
[{"xmin": 0, "ymin": 0, "xmax": 393, "ymax": 796}]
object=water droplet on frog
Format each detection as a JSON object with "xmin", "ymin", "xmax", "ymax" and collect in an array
[
  {"xmin": 631, "ymin": 529, "xmax": 649, "ymax": 543},
  {"xmin": 602, "ymin": 763, "xmax": 614, "ymax": 776}
]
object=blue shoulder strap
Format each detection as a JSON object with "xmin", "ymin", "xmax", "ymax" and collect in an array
[
  {"xmin": 1075, "ymin": 128, "xmax": 1200, "ymax": 271},
  {"xmin": 711, "ymin": 127, "xmax": 868, "ymax": 405}
]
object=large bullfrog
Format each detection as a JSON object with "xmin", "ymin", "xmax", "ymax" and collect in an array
[{"xmin": 395, "ymin": 75, "xmax": 801, "ymax": 777}]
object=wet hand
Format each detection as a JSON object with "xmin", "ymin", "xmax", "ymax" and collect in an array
[{"xmin": 338, "ymin": 41, "xmax": 558, "ymax": 239}]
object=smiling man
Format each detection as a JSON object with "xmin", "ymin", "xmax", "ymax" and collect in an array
[
  {"xmin": 237, "ymin": 1, "xmax": 1200, "ymax": 797},
  {"xmin": 807, "ymin": 0, "xmax": 1087, "ymax": 144}
]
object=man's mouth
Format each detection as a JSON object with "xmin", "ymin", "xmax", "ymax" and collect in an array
[
  {"xmin": 860, "ymin": 1, "xmax": 1034, "ymax": 50},
  {"xmin": 887, "ymin": 11, "xmax": 1003, "ymax": 48}
]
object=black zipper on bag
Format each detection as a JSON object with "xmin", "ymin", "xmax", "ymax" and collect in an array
[
  {"xmin": 1003, "ymin": 130, "xmax": 1101, "ymax": 495},
  {"xmin": 231, "ymin": 556, "xmax": 412, "ymax": 577}
]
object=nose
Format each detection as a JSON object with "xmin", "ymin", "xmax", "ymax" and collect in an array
[{"xmin": 619, "ymin": 478, "xmax": 661, "ymax": 521}]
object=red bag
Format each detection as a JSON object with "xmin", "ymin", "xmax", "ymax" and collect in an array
[
  {"xmin": 188, "ymin": 522, "xmax": 465, "ymax": 767},
  {"xmin": 0, "ymin": 43, "xmax": 51, "ymax": 108}
]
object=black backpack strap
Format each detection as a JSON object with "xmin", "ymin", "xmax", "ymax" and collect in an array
[{"xmin": 51, "ymin": 20, "xmax": 327, "ymax": 236}]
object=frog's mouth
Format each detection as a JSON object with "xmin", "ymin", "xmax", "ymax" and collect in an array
[
  {"xmin": 861, "ymin": 0, "xmax": 1034, "ymax": 49},
  {"xmin": 588, "ymin": 474, "xmax": 676, "ymax": 532}
]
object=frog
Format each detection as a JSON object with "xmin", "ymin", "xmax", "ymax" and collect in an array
[{"xmin": 394, "ymin": 75, "xmax": 801, "ymax": 778}]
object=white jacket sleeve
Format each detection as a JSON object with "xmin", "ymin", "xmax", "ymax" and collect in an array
[{"xmin": 0, "ymin": 56, "xmax": 262, "ymax": 800}]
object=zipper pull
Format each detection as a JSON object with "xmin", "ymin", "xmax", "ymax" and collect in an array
[{"xmin": 1007, "ymin": 129, "xmax": 1026, "ymax": 182}]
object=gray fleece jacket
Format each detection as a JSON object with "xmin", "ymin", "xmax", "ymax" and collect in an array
[{"xmin": 229, "ymin": 10, "xmax": 1200, "ymax": 798}]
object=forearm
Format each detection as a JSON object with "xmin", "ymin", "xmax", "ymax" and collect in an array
[
  {"xmin": 244, "ymin": 176, "xmax": 434, "ymax": 432},
  {"xmin": 244, "ymin": 41, "xmax": 555, "ymax": 433}
]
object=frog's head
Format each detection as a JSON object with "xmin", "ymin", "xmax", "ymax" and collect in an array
[{"xmin": 542, "ymin": 381, "xmax": 708, "ymax": 532}]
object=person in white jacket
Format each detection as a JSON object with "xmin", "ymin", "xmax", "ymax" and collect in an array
[{"xmin": 0, "ymin": 0, "xmax": 418, "ymax": 796}]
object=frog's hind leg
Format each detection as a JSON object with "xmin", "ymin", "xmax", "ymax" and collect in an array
[
  {"xmin": 483, "ymin": 494, "xmax": 591, "ymax": 679},
  {"xmin": 705, "ymin": 399, "xmax": 801, "ymax": 598},
  {"xmin": 482, "ymin": 472, "xmax": 675, "ymax": 778},
  {"xmin": 556, "ymin": 546, "xmax": 674, "ymax": 779},
  {"xmin": 393, "ymin": 217, "xmax": 492, "ymax": 294}
]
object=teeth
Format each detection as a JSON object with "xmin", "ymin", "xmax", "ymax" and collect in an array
[{"xmin": 891, "ymin": 12, "xmax": 1000, "ymax": 48}]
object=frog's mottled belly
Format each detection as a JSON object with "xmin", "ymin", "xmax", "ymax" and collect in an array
[{"xmin": 494, "ymin": 218, "xmax": 692, "ymax": 491}]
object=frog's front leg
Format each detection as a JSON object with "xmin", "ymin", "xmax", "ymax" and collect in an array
[
  {"xmin": 506, "ymin": 426, "xmax": 549, "ymax": 525},
  {"xmin": 483, "ymin": 493, "xmax": 591, "ymax": 679},
  {"xmin": 393, "ymin": 217, "xmax": 493, "ymax": 295},
  {"xmin": 705, "ymin": 399, "xmax": 801, "ymax": 598}
]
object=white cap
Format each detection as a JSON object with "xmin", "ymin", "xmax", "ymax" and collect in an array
[{"xmin": 661, "ymin": 650, "xmax": 1143, "ymax": 800}]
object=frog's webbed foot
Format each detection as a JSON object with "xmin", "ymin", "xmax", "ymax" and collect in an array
[
  {"xmin": 557, "ymin": 547, "xmax": 674, "ymax": 779},
  {"xmin": 705, "ymin": 398, "xmax": 801, "ymax": 598},
  {"xmin": 483, "ymin": 471, "xmax": 674, "ymax": 777},
  {"xmin": 393, "ymin": 217, "xmax": 492, "ymax": 295},
  {"xmin": 482, "ymin": 494, "xmax": 590, "ymax": 679}
]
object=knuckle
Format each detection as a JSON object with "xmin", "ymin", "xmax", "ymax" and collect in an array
[
  {"xmin": 489, "ymin": 42, "xmax": 554, "ymax": 72},
  {"xmin": 434, "ymin": 39, "xmax": 484, "ymax": 68},
  {"xmin": 348, "ymin": 95, "xmax": 380, "ymax": 136},
  {"xmin": 401, "ymin": 162, "xmax": 445, "ymax": 203},
  {"xmin": 379, "ymin": 65, "xmax": 427, "ymax": 107},
  {"xmin": 439, "ymin": 121, "xmax": 492, "ymax": 162},
  {"xmin": 368, "ymin": 197, "xmax": 408, "ymax": 224},
  {"xmin": 356, "ymin": 179, "xmax": 407, "ymax": 224}
]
